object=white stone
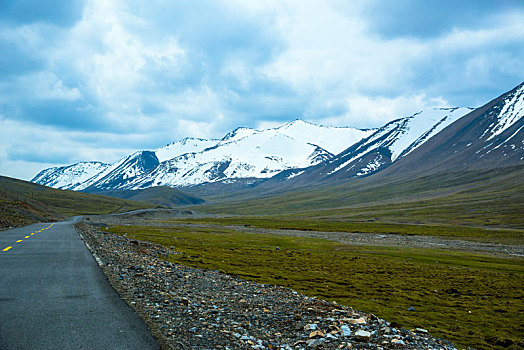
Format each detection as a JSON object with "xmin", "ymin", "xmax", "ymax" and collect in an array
[{"xmin": 340, "ymin": 325, "xmax": 352, "ymax": 337}]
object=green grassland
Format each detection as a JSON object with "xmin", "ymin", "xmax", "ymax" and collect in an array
[
  {"xmin": 0, "ymin": 176, "xmax": 155, "ymax": 228},
  {"xmin": 104, "ymin": 224, "xmax": 524, "ymax": 350},
  {"xmin": 167, "ymin": 217, "xmax": 523, "ymax": 245},
  {"xmin": 90, "ymin": 186, "xmax": 205, "ymax": 207},
  {"xmin": 193, "ymin": 166, "xmax": 524, "ymax": 229}
]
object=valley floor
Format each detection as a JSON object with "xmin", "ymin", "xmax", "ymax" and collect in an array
[
  {"xmin": 76, "ymin": 222, "xmax": 457, "ymax": 350},
  {"xmin": 88, "ymin": 211, "xmax": 523, "ymax": 258},
  {"xmin": 150, "ymin": 222, "xmax": 523, "ymax": 258},
  {"xmin": 80, "ymin": 210, "xmax": 523, "ymax": 349}
]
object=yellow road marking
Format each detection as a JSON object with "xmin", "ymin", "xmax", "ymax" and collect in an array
[
  {"xmin": 16, "ymin": 240, "xmax": 23, "ymax": 243},
  {"xmin": 2, "ymin": 246, "xmax": 12, "ymax": 252},
  {"xmin": 30, "ymin": 233, "xmax": 34, "ymax": 235},
  {"xmin": 25, "ymin": 236, "xmax": 30, "ymax": 238}
]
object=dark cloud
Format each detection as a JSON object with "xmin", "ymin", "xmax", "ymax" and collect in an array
[
  {"xmin": 360, "ymin": 0, "xmax": 524, "ymax": 39},
  {"xmin": 0, "ymin": 0, "xmax": 84, "ymax": 27},
  {"xmin": 0, "ymin": 98, "xmax": 108, "ymax": 131},
  {"xmin": 6, "ymin": 144, "xmax": 74, "ymax": 163},
  {"xmin": 0, "ymin": 38, "xmax": 45, "ymax": 76},
  {"xmin": 1, "ymin": 0, "xmax": 523, "ymax": 180}
]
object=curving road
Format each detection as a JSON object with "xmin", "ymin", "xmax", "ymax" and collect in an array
[{"xmin": 0, "ymin": 219, "xmax": 159, "ymax": 349}]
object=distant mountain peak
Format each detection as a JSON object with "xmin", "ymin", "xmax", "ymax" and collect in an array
[
  {"xmin": 279, "ymin": 119, "xmax": 312, "ymax": 127},
  {"xmin": 221, "ymin": 126, "xmax": 256, "ymax": 142},
  {"xmin": 271, "ymin": 82, "xmax": 523, "ymax": 186},
  {"xmin": 33, "ymin": 119, "xmax": 373, "ymax": 190},
  {"xmin": 32, "ymin": 83, "xmax": 524, "ymax": 192}
]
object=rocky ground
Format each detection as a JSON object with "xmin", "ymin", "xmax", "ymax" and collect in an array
[{"xmin": 76, "ymin": 221, "xmax": 457, "ymax": 349}]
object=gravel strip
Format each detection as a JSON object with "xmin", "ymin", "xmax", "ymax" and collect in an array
[{"xmin": 75, "ymin": 222, "xmax": 457, "ymax": 350}]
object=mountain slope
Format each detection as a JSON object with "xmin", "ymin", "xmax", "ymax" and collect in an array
[
  {"xmin": 31, "ymin": 161, "xmax": 110, "ymax": 190},
  {"xmin": 90, "ymin": 186, "xmax": 205, "ymax": 207},
  {"xmin": 32, "ymin": 120, "xmax": 373, "ymax": 190},
  {"xmin": 379, "ymin": 82, "xmax": 524, "ymax": 176},
  {"xmin": 264, "ymin": 107, "xmax": 474, "ymax": 186},
  {"xmin": 0, "ymin": 176, "xmax": 155, "ymax": 229}
]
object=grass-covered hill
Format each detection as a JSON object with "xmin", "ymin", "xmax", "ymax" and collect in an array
[
  {"xmin": 0, "ymin": 175, "xmax": 155, "ymax": 229},
  {"xmin": 88, "ymin": 186, "xmax": 205, "ymax": 207},
  {"xmin": 192, "ymin": 164, "xmax": 524, "ymax": 231}
]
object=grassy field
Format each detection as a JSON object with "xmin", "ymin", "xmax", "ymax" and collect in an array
[
  {"xmin": 168, "ymin": 217, "xmax": 523, "ymax": 245},
  {"xmin": 192, "ymin": 166, "xmax": 524, "ymax": 229},
  {"xmin": 104, "ymin": 224, "xmax": 524, "ymax": 350}
]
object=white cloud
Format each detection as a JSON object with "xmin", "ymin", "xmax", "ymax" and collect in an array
[
  {"xmin": 23, "ymin": 72, "xmax": 82, "ymax": 101},
  {"xmin": 344, "ymin": 94, "xmax": 448, "ymax": 128},
  {"xmin": 0, "ymin": 0, "xmax": 523, "ymax": 179}
]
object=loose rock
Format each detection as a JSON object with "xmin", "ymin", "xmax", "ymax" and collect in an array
[{"xmin": 76, "ymin": 222, "xmax": 457, "ymax": 349}]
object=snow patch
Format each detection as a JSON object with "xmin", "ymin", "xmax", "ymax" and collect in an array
[
  {"xmin": 286, "ymin": 171, "xmax": 305, "ymax": 180},
  {"xmin": 486, "ymin": 85, "xmax": 524, "ymax": 141},
  {"xmin": 356, "ymin": 157, "xmax": 382, "ymax": 176}
]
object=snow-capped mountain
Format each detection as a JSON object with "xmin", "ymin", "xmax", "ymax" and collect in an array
[
  {"xmin": 270, "ymin": 82, "xmax": 523, "ymax": 186},
  {"xmin": 379, "ymin": 82, "xmax": 524, "ymax": 176},
  {"xmin": 270, "ymin": 107, "xmax": 474, "ymax": 183},
  {"xmin": 73, "ymin": 151, "xmax": 160, "ymax": 191},
  {"xmin": 154, "ymin": 137, "xmax": 220, "ymax": 163},
  {"xmin": 32, "ymin": 120, "xmax": 373, "ymax": 190},
  {"xmin": 326, "ymin": 107, "xmax": 475, "ymax": 176},
  {"xmin": 31, "ymin": 161, "xmax": 110, "ymax": 190},
  {"xmin": 32, "ymin": 82, "xmax": 524, "ymax": 192},
  {"xmin": 123, "ymin": 120, "xmax": 373, "ymax": 189}
]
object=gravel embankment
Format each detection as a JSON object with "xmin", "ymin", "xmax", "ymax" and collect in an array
[{"xmin": 75, "ymin": 222, "xmax": 457, "ymax": 349}]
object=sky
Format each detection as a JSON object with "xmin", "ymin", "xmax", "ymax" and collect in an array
[{"xmin": 1, "ymin": 0, "xmax": 523, "ymax": 180}]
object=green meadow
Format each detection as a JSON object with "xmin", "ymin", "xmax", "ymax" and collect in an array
[{"xmin": 104, "ymin": 224, "xmax": 524, "ymax": 350}]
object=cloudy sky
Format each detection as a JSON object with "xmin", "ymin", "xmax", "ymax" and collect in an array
[{"xmin": 1, "ymin": 0, "xmax": 523, "ymax": 180}]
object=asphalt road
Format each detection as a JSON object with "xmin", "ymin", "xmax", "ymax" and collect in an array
[{"xmin": 0, "ymin": 219, "xmax": 159, "ymax": 349}]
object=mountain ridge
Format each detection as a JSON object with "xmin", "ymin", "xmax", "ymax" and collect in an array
[
  {"xmin": 33, "ymin": 120, "xmax": 373, "ymax": 190},
  {"xmin": 32, "ymin": 82, "xmax": 524, "ymax": 193}
]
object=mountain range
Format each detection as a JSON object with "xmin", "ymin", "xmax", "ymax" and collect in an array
[
  {"xmin": 32, "ymin": 82, "xmax": 524, "ymax": 193},
  {"xmin": 33, "ymin": 120, "xmax": 373, "ymax": 190}
]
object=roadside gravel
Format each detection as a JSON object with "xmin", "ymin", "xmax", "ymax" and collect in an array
[{"xmin": 76, "ymin": 221, "xmax": 456, "ymax": 349}]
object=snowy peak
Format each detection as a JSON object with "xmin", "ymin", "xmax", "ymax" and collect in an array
[
  {"xmin": 154, "ymin": 137, "xmax": 219, "ymax": 162},
  {"xmin": 483, "ymin": 83, "xmax": 523, "ymax": 141},
  {"xmin": 31, "ymin": 161, "xmax": 110, "ymax": 190},
  {"xmin": 75, "ymin": 151, "xmax": 159, "ymax": 191},
  {"xmin": 33, "ymin": 120, "xmax": 372, "ymax": 190},
  {"xmin": 320, "ymin": 107, "xmax": 474, "ymax": 178},
  {"xmin": 456, "ymin": 82, "xmax": 524, "ymax": 163},
  {"xmin": 275, "ymin": 119, "xmax": 375, "ymax": 156},
  {"xmin": 361, "ymin": 107, "xmax": 474, "ymax": 162},
  {"xmin": 221, "ymin": 127, "xmax": 257, "ymax": 142}
]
